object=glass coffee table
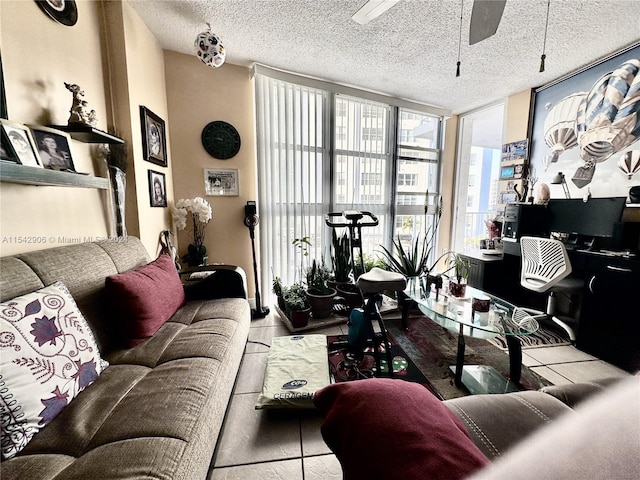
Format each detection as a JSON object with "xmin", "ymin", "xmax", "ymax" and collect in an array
[{"xmin": 401, "ymin": 278, "xmax": 539, "ymax": 394}]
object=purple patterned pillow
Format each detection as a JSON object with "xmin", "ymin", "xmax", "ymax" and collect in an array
[{"xmin": 0, "ymin": 281, "xmax": 108, "ymax": 459}]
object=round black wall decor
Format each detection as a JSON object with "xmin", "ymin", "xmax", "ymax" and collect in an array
[
  {"xmin": 201, "ymin": 121, "xmax": 241, "ymax": 160},
  {"xmin": 35, "ymin": 0, "xmax": 78, "ymax": 26}
]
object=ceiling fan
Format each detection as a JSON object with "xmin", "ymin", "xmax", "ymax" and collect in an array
[{"xmin": 352, "ymin": 0, "xmax": 506, "ymax": 45}]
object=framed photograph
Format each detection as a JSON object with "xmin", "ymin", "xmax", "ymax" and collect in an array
[
  {"xmin": 29, "ymin": 125, "xmax": 76, "ymax": 171},
  {"xmin": 140, "ymin": 106, "xmax": 167, "ymax": 167},
  {"xmin": 1, "ymin": 129, "xmax": 19, "ymax": 163},
  {"xmin": 514, "ymin": 163, "xmax": 524, "ymax": 179},
  {"xmin": 204, "ymin": 168, "xmax": 239, "ymax": 196},
  {"xmin": 500, "ymin": 166, "xmax": 515, "ymax": 179},
  {"xmin": 148, "ymin": 170, "xmax": 167, "ymax": 207},
  {"xmin": 0, "ymin": 120, "xmax": 41, "ymax": 167},
  {"xmin": 499, "ymin": 191, "xmax": 518, "ymax": 204}
]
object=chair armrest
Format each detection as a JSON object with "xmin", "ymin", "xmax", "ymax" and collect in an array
[
  {"xmin": 444, "ymin": 390, "xmax": 573, "ymax": 460},
  {"xmin": 538, "ymin": 377, "xmax": 624, "ymax": 408},
  {"xmin": 181, "ymin": 265, "xmax": 248, "ymax": 300}
]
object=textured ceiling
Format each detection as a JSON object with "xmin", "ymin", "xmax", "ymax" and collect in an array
[{"xmin": 130, "ymin": 0, "xmax": 640, "ymax": 115}]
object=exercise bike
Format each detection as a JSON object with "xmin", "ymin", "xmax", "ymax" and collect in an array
[{"xmin": 325, "ymin": 210, "xmax": 406, "ymax": 378}]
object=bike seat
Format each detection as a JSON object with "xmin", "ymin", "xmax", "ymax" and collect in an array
[{"xmin": 357, "ymin": 267, "xmax": 406, "ymax": 293}]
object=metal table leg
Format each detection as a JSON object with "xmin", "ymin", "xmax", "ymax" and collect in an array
[{"xmin": 454, "ymin": 321, "xmax": 466, "ymax": 387}]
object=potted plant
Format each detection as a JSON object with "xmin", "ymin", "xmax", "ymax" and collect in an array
[
  {"xmin": 330, "ymin": 230, "xmax": 352, "ymax": 285},
  {"xmin": 272, "ymin": 275, "xmax": 285, "ymax": 311},
  {"xmin": 283, "ymin": 283, "xmax": 310, "ymax": 328},
  {"xmin": 378, "ymin": 193, "xmax": 444, "ymax": 279},
  {"xmin": 172, "ymin": 197, "xmax": 212, "ymax": 267},
  {"xmin": 305, "ymin": 259, "xmax": 337, "ymax": 318},
  {"xmin": 447, "ymin": 253, "xmax": 470, "ymax": 298}
]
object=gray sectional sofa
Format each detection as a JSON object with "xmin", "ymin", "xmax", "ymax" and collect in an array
[{"xmin": 0, "ymin": 237, "xmax": 251, "ymax": 479}]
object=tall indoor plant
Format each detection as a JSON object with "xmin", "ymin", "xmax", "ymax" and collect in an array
[
  {"xmin": 305, "ymin": 259, "xmax": 336, "ymax": 318},
  {"xmin": 172, "ymin": 197, "xmax": 212, "ymax": 267}
]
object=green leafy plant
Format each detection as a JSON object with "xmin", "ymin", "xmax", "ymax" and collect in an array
[
  {"xmin": 447, "ymin": 253, "xmax": 470, "ymax": 284},
  {"xmin": 283, "ymin": 283, "xmax": 308, "ymax": 311},
  {"xmin": 331, "ymin": 230, "xmax": 351, "ymax": 283},
  {"xmin": 272, "ymin": 275, "xmax": 284, "ymax": 297},
  {"xmin": 378, "ymin": 193, "xmax": 445, "ymax": 277},
  {"xmin": 305, "ymin": 259, "xmax": 333, "ymax": 295}
]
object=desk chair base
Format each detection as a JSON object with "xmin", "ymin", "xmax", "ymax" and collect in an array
[{"xmin": 518, "ymin": 306, "xmax": 577, "ymax": 343}]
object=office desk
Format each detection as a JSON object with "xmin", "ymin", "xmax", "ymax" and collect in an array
[
  {"xmin": 572, "ymin": 249, "xmax": 640, "ymax": 371},
  {"xmin": 462, "ymin": 247, "xmax": 640, "ymax": 371}
]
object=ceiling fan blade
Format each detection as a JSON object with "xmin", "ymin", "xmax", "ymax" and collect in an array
[
  {"xmin": 469, "ymin": 0, "xmax": 506, "ymax": 45},
  {"xmin": 352, "ymin": 0, "xmax": 401, "ymax": 25}
]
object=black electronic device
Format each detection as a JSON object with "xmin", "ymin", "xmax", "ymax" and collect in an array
[
  {"xmin": 243, "ymin": 201, "xmax": 269, "ymax": 319},
  {"xmin": 501, "ymin": 203, "xmax": 549, "ymax": 255},
  {"xmin": 547, "ymin": 197, "xmax": 627, "ymax": 250}
]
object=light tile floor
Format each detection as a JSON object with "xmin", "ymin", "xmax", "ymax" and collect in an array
[{"xmin": 207, "ymin": 310, "xmax": 630, "ymax": 479}]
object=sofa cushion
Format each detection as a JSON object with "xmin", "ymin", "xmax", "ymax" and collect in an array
[
  {"xmin": 0, "ymin": 281, "xmax": 109, "ymax": 459},
  {"xmin": 105, "ymin": 254, "xmax": 185, "ymax": 347},
  {"xmin": 313, "ymin": 378, "xmax": 490, "ymax": 480}
]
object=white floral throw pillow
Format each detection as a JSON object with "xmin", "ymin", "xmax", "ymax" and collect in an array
[{"xmin": 0, "ymin": 281, "xmax": 108, "ymax": 459}]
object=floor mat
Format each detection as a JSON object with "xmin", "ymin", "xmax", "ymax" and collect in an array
[{"xmin": 326, "ymin": 334, "xmax": 441, "ymax": 399}]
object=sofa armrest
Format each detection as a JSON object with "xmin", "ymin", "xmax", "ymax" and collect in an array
[
  {"xmin": 444, "ymin": 390, "xmax": 573, "ymax": 460},
  {"xmin": 181, "ymin": 265, "xmax": 248, "ymax": 300},
  {"xmin": 538, "ymin": 377, "xmax": 624, "ymax": 409}
]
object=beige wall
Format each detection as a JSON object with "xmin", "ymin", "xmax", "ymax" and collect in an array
[
  {"xmin": 1, "ymin": 0, "xmax": 111, "ymax": 255},
  {"xmin": 0, "ymin": 0, "xmax": 173, "ymax": 257},
  {"xmin": 504, "ymin": 90, "xmax": 532, "ymax": 144},
  {"xmin": 164, "ymin": 52, "xmax": 257, "ymax": 296}
]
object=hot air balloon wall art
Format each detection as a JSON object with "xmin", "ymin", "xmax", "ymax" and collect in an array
[
  {"xmin": 618, "ymin": 150, "xmax": 640, "ymax": 179},
  {"xmin": 528, "ymin": 43, "xmax": 640, "ymax": 199},
  {"xmin": 543, "ymin": 92, "xmax": 586, "ymax": 171},
  {"xmin": 574, "ymin": 58, "xmax": 640, "ymax": 187}
]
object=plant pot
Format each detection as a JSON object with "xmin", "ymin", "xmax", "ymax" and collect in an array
[
  {"xmin": 277, "ymin": 295, "xmax": 286, "ymax": 311},
  {"xmin": 335, "ymin": 283, "xmax": 362, "ymax": 309},
  {"xmin": 289, "ymin": 307, "xmax": 310, "ymax": 328},
  {"xmin": 305, "ymin": 287, "xmax": 337, "ymax": 319},
  {"xmin": 449, "ymin": 279, "xmax": 467, "ymax": 298}
]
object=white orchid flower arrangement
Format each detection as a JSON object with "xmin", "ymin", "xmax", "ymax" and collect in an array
[{"xmin": 172, "ymin": 197, "xmax": 212, "ymax": 266}]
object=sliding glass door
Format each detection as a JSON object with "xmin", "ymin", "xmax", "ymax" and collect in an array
[{"xmin": 452, "ymin": 103, "xmax": 504, "ymax": 252}]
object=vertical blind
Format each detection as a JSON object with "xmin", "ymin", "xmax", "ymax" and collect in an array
[
  {"xmin": 255, "ymin": 75, "xmax": 330, "ymax": 292},
  {"xmin": 255, "ymin": 70, "xmax": 446, "ymax": 303}
]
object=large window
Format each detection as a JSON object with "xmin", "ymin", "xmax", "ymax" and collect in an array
[
  {"xmin": 394, "ymin": 110, "xmax": 442, "ymax": 268},
  {"xmin": 255, "ymin": 70, "xmax": 446, "ymax": 296},
  {"xmin": 452, "ymin": 103, "xmax": 504, "ymax": 252}
]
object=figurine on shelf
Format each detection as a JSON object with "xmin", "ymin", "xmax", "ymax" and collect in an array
[{"xmin": 64, "ymin": 82, "xmax": 97, "ymax": 127}]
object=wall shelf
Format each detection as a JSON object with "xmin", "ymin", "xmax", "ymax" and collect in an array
[
  {"xmin": 0, "ymin": 162, "xmax": 109, "ymax": 189},
  {"xmin": 49, "ymin": 125, "xmax": 124, "ymax": 144}
]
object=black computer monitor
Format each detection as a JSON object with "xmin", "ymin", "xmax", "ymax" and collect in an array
[{"xmin": 547, "ymin": 197, "xmax": 627, "ymax": 248}]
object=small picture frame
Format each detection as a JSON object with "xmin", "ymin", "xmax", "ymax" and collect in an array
[
  {"xmin": 500, "ymin": 191, "xmax": 518, "ymax": 204},
  {"xmin": 500, "ymin": 166, "xmax": 515, "ymax": 179},
  {"xmin": 0, "ymin": 119, "xmax": 41, "ymax": 167},
  {"xmin": 29, "ymin": 125, "xmax": 75, "ymax": 171},
  {"xmin": 140, "ymin": 106, "xmax": 167, "ymax": 167},
  {"xmin": 204, "ymin": 167, "xmax": 239, "ymax": 196},
  {"xmin": 1, "ymin": 128, "xmax": 19, "ymax": 163},
  {"xmin": 514, "ymin": 163, "xmax": 524, "ymax": 179},
  {"xmin": 148, "ymin": 170, "xmax": 167, "ymax": 207}
]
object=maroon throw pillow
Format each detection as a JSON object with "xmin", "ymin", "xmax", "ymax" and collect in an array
[
  {"xmin": 313, "ymin": 378, "xmax": 490, "ymax": 480},
  {"xmin": 105, "ymin": 254, "xmax": 185, "ymax": 347}
]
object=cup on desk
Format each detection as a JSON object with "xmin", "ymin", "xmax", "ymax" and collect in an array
[{"xmin": 472, "ymin": 296, "xmax": 491, "ymax": 326}]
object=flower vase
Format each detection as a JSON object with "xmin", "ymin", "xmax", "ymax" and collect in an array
[
  {"xmin": 185, "ymin": 244, "xmax": 208, "ymax": 267},
  {"xmin": 108, "ymin": 165, "xmax": 127, "ymax": 237}
]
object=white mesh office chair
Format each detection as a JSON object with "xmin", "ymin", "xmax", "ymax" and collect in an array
[{"xmin": 519, "ymin": 236, "xmax": 584, "ymax": 342}]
